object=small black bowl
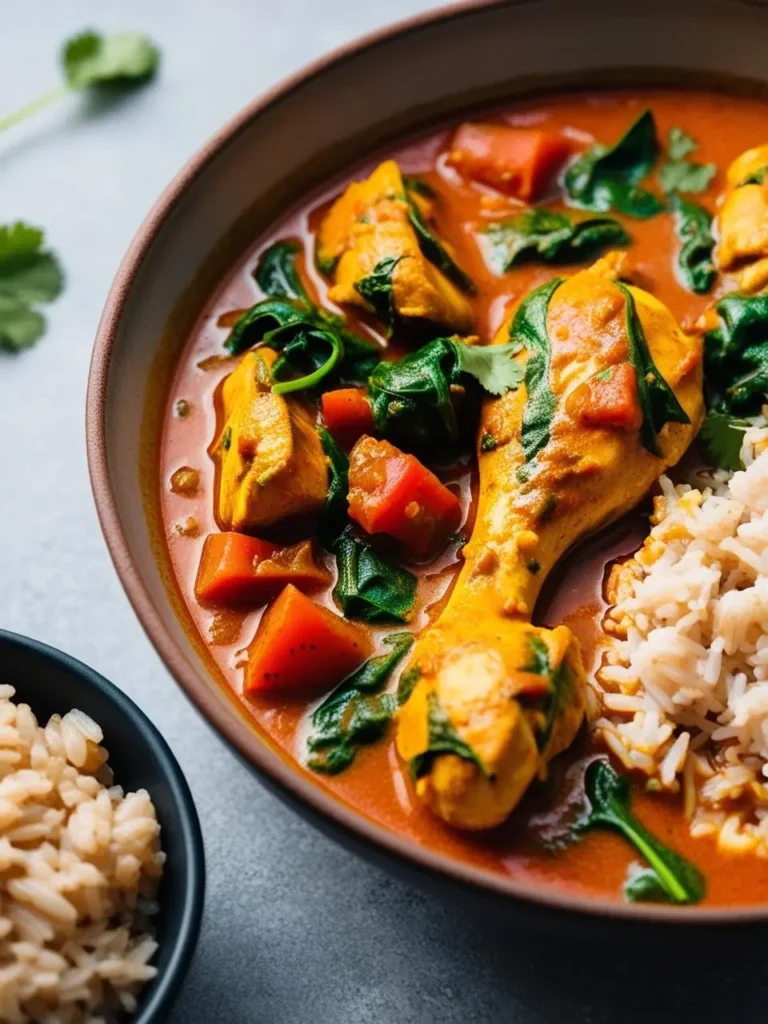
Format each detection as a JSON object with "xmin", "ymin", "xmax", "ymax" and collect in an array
[{"xmin": 0, "ymin": 630, "xmax": 205, "ymax": 1022}]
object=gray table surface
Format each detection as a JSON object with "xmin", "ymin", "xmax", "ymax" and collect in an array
[{"xmin": 2, "ymin": 2, "xmax": 767, "ymax": 1021}]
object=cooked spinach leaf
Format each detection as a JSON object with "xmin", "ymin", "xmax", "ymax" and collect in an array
[
  {"xmin": 699, "ymin": 410, "xmax": 750, "ymax": 471},
  {"xmin": 618, "ymin": 282, "xmax": 690, "ymax": 456},
  {"xmin": 317, "ymin": 428, "xmax": 350, "ymax": 549},
  {"xmin": 397, "ymin": 665, "xmax": 422, "ymax": 705},
  {"xmin": 579, "ymin": 760, "xmax": 705, "ymax": 905},
  {"xmin": 355, "ymin": 256, "xmax": 401, "ymax": 334},
  {"xmin": 405, "ymin": 193, "xmax": 475, "ymax": 294},
  {"xmin": 564, "ymin": 110, "xmax": 664, "ymax": 219},
  {"xmin": 409, "ymin": 692, "xmax": 488, "ymax": 781},
  {"xmin": 519, "ymin": 633, "xmax": 569, "ymax": 749},
  {"xmin": 670, "ymin": 194, "xmax": 715, "ymax": 294},
  {"xmin": 254, "ymin": 240, "xmax": 310, "ymax": 303},
  {"xmin": 517, "ymin": 277, "xmax": 564, "ymax": 461},
  {"xmin": 480, "ymin": 210, "xmax": 629, "ymax": 273},
  {"xmin": 368, "ymin": 336, "xmax": 523, "ymax": 450},
  {"xmin": 704, "ymin": 292, "xmax": 768, "ymax": 416},
  {"xmin": 333, "ymin": 528, "xmax": 417, "ymax": 623},
  {"xmin": 402, "ymin": 174, "xmax": 436, "ymax": 198},
  {"xmin": 307, "ymin": 632, "xmax": 414, "ymax": 774}
]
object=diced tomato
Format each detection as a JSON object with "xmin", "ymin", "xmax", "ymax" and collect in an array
[
  {"xmin": 347, "ymin": 436, "xmax": 462, "ymax": 558},
  {"xmin": 321, "ymin": 388, "xmax": 375, "ymax": 446},
  {"xmin": 195, "ymin": 533, "xmax": 329, "ymax": 606},
  {"xmin": 446, "ymin": 123, "xmax": 571, "ymax": 200},
  {"xmin": 568, "ymin": 362, "xmax": 643, "ymax": 431},
  {"xmin": 245, "ymin": 584, "xmax": 372, "ymax": 694}
]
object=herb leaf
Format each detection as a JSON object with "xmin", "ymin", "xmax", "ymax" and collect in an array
[
  {"xmin": 307, "ymin": 632, "xmax": 414, "ymax": 774},
  {"xmin": 564, "ymin": 110, "xmax": 664, "ymax": 219},
  {"xmin": 670, "ymin": 194, "xmax": 715, "ymax": 294},
  {"xmin": 410, "ymin": 692, "xmax": 487, "ymax": 781},
  {"xmin": 402, "ymin": 174, "xmax": 435, "ymax": 198},
  {"xmin": 405, "ymin": 194, "xmax": 475, "ymax": 294},
  {"xmin": 355, "ymin": 256, "xmax": 401, "ymax": 334},
  {"xmin": 63, "ymin": 31, "xmax": 159, "ymax": 89},
  {"xmin": 0, "ymin": 223, "xmax": 63, "ymax": 352},
  {"xmin": 704, "ymin": 292, "xmax": 768, "ymax": 416},
  {"xmin": 456, "ymin": 340, "xmax": 524, "ymax": 396},
  {"xmin": 480, "ymin": 210, "xmax": 629, "ymax": 273},
  {"xmin": 618, "ymin": 283, "xmax": 690, "ymax": 456},
  {"xmin": 254, "ymin": 240, "xmax": 310, "ymax": 303},
  {"xmin": 667, "ymin": 127, "xmax": 698, "ymax": 161},
  {"xmin": 699, "ymin": 411, "xmax": 749, "ymax": 470},
  {"xmin": 317, "ymin": 428, "xmax": 350, "ymax": 549},
  {"xmin": 659, "ymin": 127, "xmax": 715, "ymax": 196},
  {"xmin": 517, "ymin": 277, "xmax": 565, "ymax": 461},
  {"xmin": 580, "ymin": 760, "xmax": 705, "ymax": 904},
  {"xmin": 333, "ymin": 528, "xmax": 416, "ymax": 623},
  {"xmin": 519, "ymin": 634, "xmax": 570, "ymax": 749}
]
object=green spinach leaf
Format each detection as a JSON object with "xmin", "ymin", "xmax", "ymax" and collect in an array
[
  {"xmin": 0, "ymin": 222, "xmax": 63, "ymax": 352},
  {"xmin": 355, "ymin": 256, "xmax": 401, "ymax": 334},
  {"xmin": 254, "ymin": 240, "xmax": 310, "ymax": 303},
  {"xmin": 397, "ymin": 665, "xmax": 422, "ymax": 705},
  {"xmin": 704, "ymin": 292, "xmax": 768, "ymax": 416},
  {"xmin": 317, "ymin": 428, "xmax": 351, "ymax": 550},
  {"xmin": 307, "ymin": 632, "xmax": 414, "ymax": 774},
  {"xmin": 564, "ymin": 110, "xmax": 664, "ymax": 219},
  {"xmin": 517, "ymin": 277, "xmax": 564, "ymax": 461},
  {"xmin": 480, "ymin": 210, "xmax": 629, "ymax": 273},
  {"xmin": 579, "ymin": 760, "xmax": 705, "ymax": 904},
  {"xmin": 519, "ymin": 634, "xmax": 569, "ymax": 749},
  {"xmin": 405, "ymin": 194, "xmax": 475, "ymax": 294},
  {"xmin": 333, "ymin": 528, "xmax": 417, "ymax": 623},
  {"xmin": 402, "ymin": 174, "xmax": 436, "ymax": 198},
  {"xmin": 409, "ymin": 692, "xmax": 488, "ymax": 781},
  {"xmin": 670, "ymin": 194, "xmax": 715, "ymax": 294},
  {"xmin": 618, "ymin": 283, "xmax": 690, "ymax": 456}
]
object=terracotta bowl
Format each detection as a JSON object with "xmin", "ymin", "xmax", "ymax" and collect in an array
[{"xmin": 87, "ymin": 0, "xmax": 768, "ymax": 932}]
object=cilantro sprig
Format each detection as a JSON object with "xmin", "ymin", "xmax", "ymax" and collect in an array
[
  {"xmin": 0, "ymin": 30, "xmax": 160, "ymax": 135},
  {"xmin": 0, "ymin": 223, "xmax": 63, "ymax": 351}
]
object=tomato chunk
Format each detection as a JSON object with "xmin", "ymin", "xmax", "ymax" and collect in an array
[
  {"xmin": 195, "ymin": 533, "xmax": 329, "ymax": 606},
  {"xmin": 321, "ymin": 388, "xmax": 375, "ymax": 446},
  {"xmin": 446, "ymin": 123, "xmax": 571, "ymax": 200},
  {"xmin": 568, "ymin": 362, "xmax": 642, "ymax": 431},
  {"xmin": 245, "ymin": 584, "xmax": 372, "ymax": 694},
  {"xmin": 347, "ymin": 436, "xmax": 462, "ymax": 558}
]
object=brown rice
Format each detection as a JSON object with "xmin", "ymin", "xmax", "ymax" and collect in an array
[{"xmin": 0, "ymin": 686, "xmax": 164, "ymax": 1023}]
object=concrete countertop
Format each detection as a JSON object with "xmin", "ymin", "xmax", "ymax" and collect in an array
[{"xmin": 2, "ymin": 2, "xmax": 767, "ymax": 1021}]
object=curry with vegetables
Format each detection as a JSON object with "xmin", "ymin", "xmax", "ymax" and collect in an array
[{"xmin": 158, "ymin": 90, "xmax": 768, "ymax": 907}]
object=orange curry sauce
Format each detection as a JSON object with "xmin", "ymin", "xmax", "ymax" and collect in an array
[{"xmin": 158, "ymin": 90, "xmax": 768, "ymax": 905}]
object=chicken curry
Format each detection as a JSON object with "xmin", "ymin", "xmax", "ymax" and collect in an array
[{"xmin": 158, "ymin": 89, "xmax": 768, "ymax": 907}]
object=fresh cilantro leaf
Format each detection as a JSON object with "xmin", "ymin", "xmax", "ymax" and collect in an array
[
  {"xmin": 0, "ymin": 223, "xmax": 63, "ymax": 352},
  {"xmin": 667, "ymin": 127, "xmax": 698, "ymax": 161},
  {"xmin": 63, "ymin": 31, "xmax": 159, "ymax": 88},
  {"xmin": 455, "ymin": 339, "xmax": 524, "ymax": 396},
  {"xmin": 699, "ymin": 410, "xmax": 750, "ymax": 471},
  {"xmin": 659, "ymin": 160, "xmax": 716, "ymax": 195}
]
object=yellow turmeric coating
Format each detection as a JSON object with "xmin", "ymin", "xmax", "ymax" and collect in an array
[
  {"xmin": 316, "ymin": 160, "xmax": 473, "ymax": 332},
  {"xmin": 212, "ymin": 349, "xmax": 328, "ymax": 531},
  {"xmin": 397, "ymin": 255, "xmax": 704, "ymax": 830},
  {"xmin": 717, "ymin": 144, "xmax": 768, "ymax": 293}
]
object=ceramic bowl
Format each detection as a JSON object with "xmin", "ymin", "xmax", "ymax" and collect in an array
[
  {"xmin": 0, "ymin": 630, "xmax": 205, "ymax": 1019},
  {"xmin": 87, "ymin": 0, "xmax": 768, "ymax": 931}
]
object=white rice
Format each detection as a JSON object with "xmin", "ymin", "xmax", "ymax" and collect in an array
[
  {"xmin": 0, "ymin": 688, "xmax": 164, "ymax": 1023},
  {"xmin": 594, "ymin": 421, "xmax": 768, "ymax": 857}
]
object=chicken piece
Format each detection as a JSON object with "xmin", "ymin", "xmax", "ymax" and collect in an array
[
  {"xmin": 717, "ymin": 144, "xmax": 768, "ymax": 293},
  {"xmin": 397, "ymin": 254, "xmax": 704, "ymax": 830},
  {"xmin": 212, "ymin": 348, "xmax": 328, "ymax": 530},
  {"xmin": 316, "ymin": 160, "xmax": 473, "ymax": 332}
]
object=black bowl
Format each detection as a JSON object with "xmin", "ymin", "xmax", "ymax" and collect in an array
[{"xmin": 0, "ymin": 630, "xmax": 205, "ymax": 1022}]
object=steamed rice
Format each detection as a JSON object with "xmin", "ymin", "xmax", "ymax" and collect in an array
[
  {"xmin": 0, "ymin": 687, "xmax": 164, "ymax": 1023},
  {"xmin": 594, "ymin": 421, "xmax": 768, "ymax": 857}
]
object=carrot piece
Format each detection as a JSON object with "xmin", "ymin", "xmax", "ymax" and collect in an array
[
  {"xmin": 347, "ymin": 436, "xmax": 462, "ymax": 558},
  {"xmin": 195, "ymin": 534, "xmax": 329, "ymax": 606},
  {"xmin": 568, "ymin": 363, "xmax": 643, "ymax": 431},
  {"xmin": 245, "ymin": 584, "xmax": 372, "ymax": 694},
  {"xmin": 321, "ymin": 388, "xmax": 375, "ymax": 446},
  {"xmin": 446, "ymin": 123, "xmax": 571, "ymax": 200}
]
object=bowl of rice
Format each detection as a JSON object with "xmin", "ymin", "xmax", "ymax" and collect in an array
[{"xmin": 0, "ymin": 630, "xmax": 204, "ymax": 1023}]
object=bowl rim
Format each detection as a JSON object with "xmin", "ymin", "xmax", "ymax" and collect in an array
[
  {"xmin": 0, "ymin": 629, "xmax": 205, "ymax": 1020},
  {"xmin": 86, "ymin": 0, "xmax": 768, "ymax": 925}
]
